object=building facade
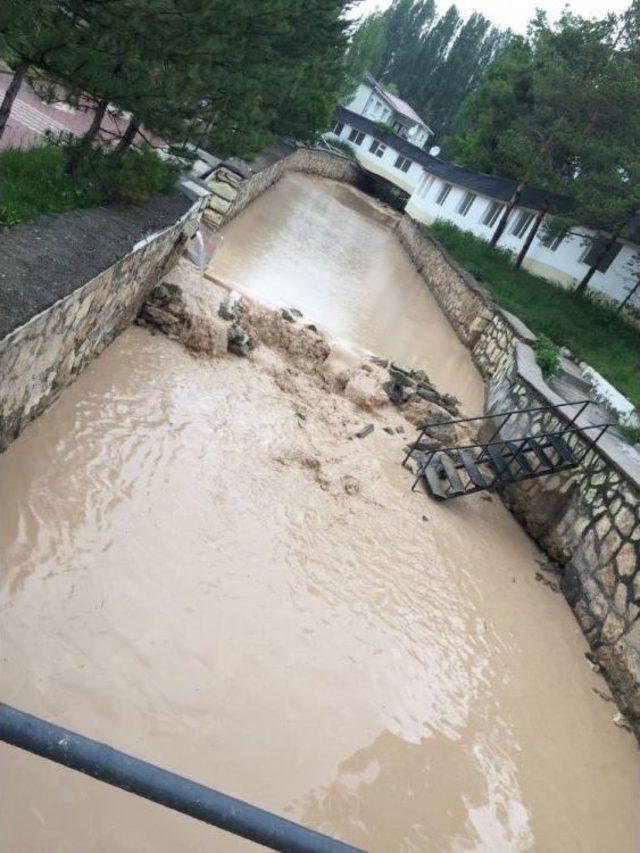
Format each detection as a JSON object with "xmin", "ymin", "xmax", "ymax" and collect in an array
[
  {"xmin": 326, "ymin": 106, "xmax": 639, "ymax": 309},
  {"xmin": 344, "ymin": 72, "xmax": 433, "ymax": 149}
]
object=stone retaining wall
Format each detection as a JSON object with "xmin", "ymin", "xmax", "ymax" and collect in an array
[
  {"xmin": 0, "ymin": 198, "xmax": 206, "ymax": 453},
  {"xmin": 201, "ymin": 146, "xmax": 365, "ymax": 231},
  {"xmin": 396, "ymin": 213, "xmax": 640, "ymax": 736}
]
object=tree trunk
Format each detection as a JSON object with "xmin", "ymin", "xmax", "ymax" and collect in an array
[
  {"xmin": 617, "ymin": 279, "xmax": 640, "ymax": 313},
  {"xmin": 0, "ymin": 60, "xmax": 29, "ymax": 140},
  {"xmin": 491, "ymin": 182, "xmax": 524, "ymax": 246},
  {"xmin": 515, "ymin": 202, "xmax": 548, "ymax": 268},
  {"xmin": 575, "ymin": 229, "xmax": 622, "ymax": 295},
  {"xmin": 65, "ymin": 100, "xmax": 109, "ymax": 175},
  {"xmin": 114, "ymin": 118, "xmax": 139, "ymax": 155},
  {"xmin": 84, "ymin": 99, "xmax": 108, "ymax": 143}
]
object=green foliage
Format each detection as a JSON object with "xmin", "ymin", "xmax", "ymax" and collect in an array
[
  {"xmin": 345, "ymin": 0, "xmax": 511, "ymax": 140},
  {"xmin": 427, "ymin": 219, "xmax": 640, "ymax": 405},
  {"xmin": 616, "ymin": 420, "xmax": 640, "ymax": 445},
  {"xmin": 374, "ymin": 120, "xmax": 395, "ymax": 135},
  {"xmin": 448, "ymin": 8, "xmax": 640, "ymax": 271},
  {"xmin": 0, "ymin": 142, "xmax": 178, "ymax": 226},
  {"xmin": 0, "ymin": 0, "xmax": 350, "ymax": 158},
  {"xmin": 533, "ymin": 334, "xmax": 561, "ymax": 379}
]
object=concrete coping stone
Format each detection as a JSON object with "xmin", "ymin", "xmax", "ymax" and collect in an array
[{"xmin": 515, "ymin": 340, "xmax": 640, "ymax": 488}]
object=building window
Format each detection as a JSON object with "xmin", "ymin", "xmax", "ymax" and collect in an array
[
  {"xmin": 369, "ymin": 139, "xmax": 387, "ymax": 158},
  {"xmin": 332, "ymin": 121, "xmax": 344, "ymax": 136},
  {"xmin": 419, "ymin": 174, "xmax": 435, "ymax": 198},
  {"xmin": 482, "ymin": 200, "xmax": 502, "ymax": 227},
  {"xmin": 458, "ymin": 191, "xmax": 476, "ymax": 217},
  {"xmin": 580, "ymin": 238, "xmax": 623, "ymax": 273},
  {"xmin": 394, "ymin": 155, "xmax": 412, "ymax": 173},
  {"xmin": 435, "ymin": 183, "xmax": 452, "ymax": 206},
  {"xmin": 511, "ymin": 211, "xmax": 535, "ymax": 239},
  {"xmin": 348, "ymin": 128, "xmax": 365, "ymax": 146},
  {"xmin": 539, "ymin": 229, "xmax": 564, "ymax": 251}
]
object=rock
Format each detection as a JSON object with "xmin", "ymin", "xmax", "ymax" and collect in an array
[
  {"xmin": 290, "ymin": 308, "xmax": 303, "ymax": 318},
  {"xmin": 369, "ymin": 355, "xmax": 389, "ymax": 368},
  {"xmin": 218, "ymin": 296, "xmax": 237, "ymax": 321},
  {"xmin": 205, "ymin": 180, "xmax": 237, "ymax": 201},
  {"xmin": 355, "ymin": 423, "xmax": 374, "ymax": 439},
  {"xmin": 480, "ymin": 494, "xmax": 492, "ymax": 502},
  {"xmin": 535, "ymin": 555, "xmax": 550, "ymax": 567},
  {"xmin": 295, "ymin": 409, "xmax": 308, "ymax": 421},
  {"xmin": 227, "ymin": 325, "xmax": 254, "ymax": 357},
  {"xmin": 422, "ymin": 515, "xmax": 429, "ymax": 522},
  {"xmin": 412, "ymin": 369, "xmax": 430, "ymax": 384},
  {"xmin": 383, "ymin": 378, "xmax": 415, "ymax": 405},
  {"xmin": 390, "ymin": 362, "xmax": 413, "ymax": 376},
  {"xmin": 395, "ymin": 425, "xmax": 405, "ymax": 434},
  {"xmin": 535, "ymin": 571, "xmax": 560, "ymax": 593},
  {"xmin": 281, "ymin": 308, "xmax": 296, "ymax": 323},
  {"xmin": 383, "ymin": 426, "xmax": 395, "ymax": 435},
  {"xmin": 307, "ymin": 324, "xmax": 318, "ymax": 333}
]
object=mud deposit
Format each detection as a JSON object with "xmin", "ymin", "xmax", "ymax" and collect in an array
[
  {"xmin": 1, "ymin": 320, "xmax": 637, "ymax": 852},
  {"xmin": 213, "ymin": 172, "xmax": 484, "ymax": 414}
]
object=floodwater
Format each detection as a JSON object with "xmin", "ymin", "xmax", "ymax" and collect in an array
[
  {"xmin": 1, "ymin": 325, "xmax": 638, "ymax": 852},
  {"xmin": 213, "ymin": 172, "xmax": 484, "ymax": 414}
]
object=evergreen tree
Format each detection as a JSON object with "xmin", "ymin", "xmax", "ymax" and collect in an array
[{"xmin": 0, "ymin": 0, "xmax": 351, "ymax": 157}]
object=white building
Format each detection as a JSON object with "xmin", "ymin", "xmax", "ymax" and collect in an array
[
  {"xmin": 328, "ymin": 105, "xmax": 427, "ymax": 194},
  {"xmin": 407, "ymin": 167, "xmax": 640, "ymax": 308},
  {"xmin": 345, "ymin": 72, "xmax": 433, "ymax": 150},
  {"xmin": 326, "ymin": 103, "xmax": 639, "ymax": 308}
]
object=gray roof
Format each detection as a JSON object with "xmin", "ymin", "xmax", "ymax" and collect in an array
[{"xmin": 336, "ymin": 107, "xmax": 570, "ymax": 213}]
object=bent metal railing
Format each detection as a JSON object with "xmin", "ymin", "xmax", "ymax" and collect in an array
[
  {"xmin": 0, "ymin": 703, "xmax": 362, "ymax": 853},
  {"xmin": 401, "ymin": 399, "xmax": 593, "ymax": 469}
]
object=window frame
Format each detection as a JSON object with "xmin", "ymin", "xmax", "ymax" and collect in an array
[
  {"xmin": 458, "ymin": 191, "xmax": 476, "ymax": 217},
  {"xmin": 580, "ymin": 238, "xmax": 623, "ymax": 274},
  {"xmin": 348, "ymin": 128, "xmax": 365, "ymax": 146},
  {"xmin": 435, "ymin": 183, "xmax": 452, "ymax": 206},
  {"xmin": 332, "ymin": 121, "xmax": 344, "ymax": 136},
  {"xmin": 394, "ymin": 155, "xmax": 412, "ymax": 173},
  {"xmin": 511, "ymin": 211, "xmax": 535, "ymax": 239},
  {"xmin": 482, "ymin": 200, "xmax": 502, "ymax": 228},
  {"xmin": 369, "ymin": 139, "xmax": 387, "ymax": 158}
]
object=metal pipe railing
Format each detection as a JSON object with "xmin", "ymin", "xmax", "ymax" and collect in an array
[
  {"xmin": 402, "ymin": 399, "xmax": 594, "ymax": 468},
  {"xmin": 0, "ymin": 703, "xmax": 362, "ymax": 853},
  {"xmin": 409, "ymin": 422, "xmax": 611, "ymax": 493}
]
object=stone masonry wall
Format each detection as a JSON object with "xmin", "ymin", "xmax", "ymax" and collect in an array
[
  {"xmin": 0, "ymin": 199, "xmax": 205, "ymax": 453},
  {"xmin": 396, "ymin": 213, "xmax": 640, "ymax": 735},
  {"xmin": 396, "ymin": 217, "xmax": 494, "ymax": 348},
  {"xmin": 201, "ymin": 146, "xmax": 365, "ymax": 232}
]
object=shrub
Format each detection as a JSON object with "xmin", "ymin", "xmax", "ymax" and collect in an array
[
  {"xmin": 616, "ymin": 419, "xmax": 640, "ymax": 446},
  {"xmin": 533, "ymin": 334, "xmax": 561, "ymax": 379},
  {"xmin": 374, "ymin": 120, "xmax": 395, "ymax": 135},
  {"xmin": 0, "ymin": 141, "xmax": 180, "ymax": 228}
]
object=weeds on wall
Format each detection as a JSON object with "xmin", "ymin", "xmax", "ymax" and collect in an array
[{"xmin": 533, "ymin": 334, "xmax": 561, "ymax": 379}]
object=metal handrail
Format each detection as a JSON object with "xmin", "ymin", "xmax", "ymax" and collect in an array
[
  {"xmin": 403, "ymin": 399, "xmax": 594, "ymax": 468},
  {"xmin": 0, "ymin": 703, "xmax": 362, "ymax": 853},
  {"xmin": 409, "ymin": 399, "xmax": 594, "ymax": 432},
  {"xmin": 418, "ymin": 422, "xmax": 611, "ymax": 458},
  {"xmin": 409, "ymin": 421, "xmax": 612, "ymax": 493}
]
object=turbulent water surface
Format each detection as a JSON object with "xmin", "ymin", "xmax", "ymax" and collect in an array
[{"xmin": 0, "ymin": 174, "xmax": 638, "ymax": 852}]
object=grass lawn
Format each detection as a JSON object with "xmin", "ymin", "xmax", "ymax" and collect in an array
[
  {"xmin": 0, "ymin": 146, "xmax": 103, "ymax": 226},
  {"xmin": 428, "ymin": 220, "xmax": 640, "ymax": 407},
  {"xmin": 0, "ymin": 143, "xmax": 179, "ymax": 228}
]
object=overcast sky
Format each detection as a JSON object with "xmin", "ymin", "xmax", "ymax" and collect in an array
[{"xmin": 352, "ymin": 0, "xmax": 629, "ymax": 34}]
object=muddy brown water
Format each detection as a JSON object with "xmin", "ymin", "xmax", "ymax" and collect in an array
[
  {"xmin": 1, "ymin": 175, "xmax": 638, "ymax": 852},
  {"xmin": 213, "ymin": 172, "xmax": 484, "ymax": 414}
]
